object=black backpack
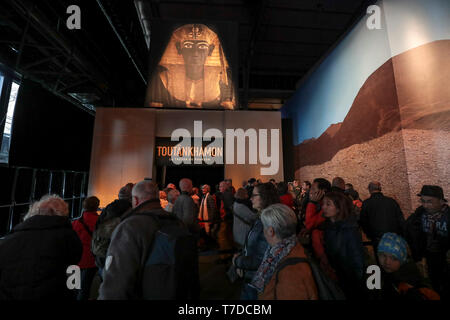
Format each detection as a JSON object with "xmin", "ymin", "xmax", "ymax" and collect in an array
[
  {"xmin": 138, "ymin": 211, "xmax": 200, "ymax": 300},
  {"xmin": 275, "ymin": 257, "xmax": 346, "ymax": 300}
]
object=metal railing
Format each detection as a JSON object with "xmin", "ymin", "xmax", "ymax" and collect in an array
[{"xmin": 0, "ymin": 166, "xmax": 88, "ymax": 236}]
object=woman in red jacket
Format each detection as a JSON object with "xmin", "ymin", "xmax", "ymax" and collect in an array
[
  {"xmin": 72, "ymin": 196, "xmax": 100, "ymax": 300},
  {"xmin": 277, "ymin": 182, "xmax": 294, "ymax": 210},
  {"xmin": 301, "ymin": 178, "xmax": 337, "ymax": 279}
]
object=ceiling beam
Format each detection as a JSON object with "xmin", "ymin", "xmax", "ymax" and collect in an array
[{"xmin": 242, "ymin": 0, "xmax": 268, "ymax": 110}]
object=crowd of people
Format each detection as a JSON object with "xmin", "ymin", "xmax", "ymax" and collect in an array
[{"xmin": 0, "ymin": 175, "xmax": 448, "ymax": 301}]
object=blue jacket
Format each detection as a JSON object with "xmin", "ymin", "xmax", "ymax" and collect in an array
[
  {"xmin": 324, "ymin": 215, "xmax": 365, "ymax": 299},
  {"xmin": 234, "ymin": 218, "xmax": 269, "ymax": 282}
]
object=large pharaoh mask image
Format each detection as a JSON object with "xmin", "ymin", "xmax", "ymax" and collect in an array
[{"xmin": 145, "ymin": 24, "xmax": 235, "ymax": 109}]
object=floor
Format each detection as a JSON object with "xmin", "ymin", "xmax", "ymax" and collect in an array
[{"xmin": 89, "ymin": 247, "xmax": 242, "ymax": 300}]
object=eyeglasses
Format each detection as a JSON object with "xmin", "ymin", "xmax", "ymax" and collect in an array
[{"xmin": 420, "ymin": 199, "xmax": 435, "ymax": 204}]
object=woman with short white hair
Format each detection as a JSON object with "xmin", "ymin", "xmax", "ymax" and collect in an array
[
  {"xmin": 252, "ymin": 203, "xmax": 318, "ymax": 300},
  {"xmin": 0, "ymin": 194, "xmax": 82, "ymax": 300}
]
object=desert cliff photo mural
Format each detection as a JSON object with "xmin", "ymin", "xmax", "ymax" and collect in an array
[{"xmin": 293, "ymin": 40, "xmax": 450, "ymax": 216}]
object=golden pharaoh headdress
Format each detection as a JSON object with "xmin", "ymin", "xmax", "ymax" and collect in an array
[{"xmin": 158, "ymin": 24, "xmax": 230, "ymax": 85}]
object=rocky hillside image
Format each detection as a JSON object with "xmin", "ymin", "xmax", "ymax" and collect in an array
[
  {"xmin": 295, "ymin": 40, "xmax": 450, "ymax": 214},
  {"xmin": 295, "ymin": 40, "xmax": 450, "ymax": 168}
]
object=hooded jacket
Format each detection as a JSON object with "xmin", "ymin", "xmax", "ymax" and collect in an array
[{"xmin": 0, "ymin": 215, "xmax": 82, "ymax": 300}]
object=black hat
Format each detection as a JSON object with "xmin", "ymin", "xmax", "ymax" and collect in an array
[{"xmin": 417, "ymin": 185, "xmax": 447, "ymax": 202}]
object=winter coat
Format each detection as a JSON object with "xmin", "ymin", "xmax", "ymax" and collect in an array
[
  {"xmin": 98, "ymin": 199, "xmax": 197, "ymax": 299},
  {"xmin": 0, "ymin": 215, "xmax": 82, "ymax": 300},
  {"xmin": 217, "ymin": 190, "xmax": 235, "ymax": 220},
  {"xmin": 372, "ymin": 261, "xmax": 440, "ymax": 300},
  {"xmin": 304, "ymin": 202, "xmax": 326, "ymax": 259},
  {"xmin": 404, "ymin": 205, "xmax": 449, "ymax": 261},
  {"xmin": 259, "ymin": 243, "xmax": 318, "ymax": 300},
  {"xmin": 234, "ymin": 218, "xmax": 269, "ymax": 282},
  {"xmin": 198, "ymin": 193, "xmax": 219, "ymax": 225},
  {"xmin": 280, "ymin": 194, "xmax": 294, "ymax": 210},
  {"xmin": 173, "ymin": 192, "xmax": 200, "ymax": 234},
  {"xmin": 323, "ymin": 215, "xmax": 366, "ymax": 299},
  {"xmin": 72, "ymin": 211, "xmax": 99, "ymax": 269},
  {"xmin": 232, "ymin": 200, "xmax": 258, "ymax": 247},
  {"xmin": 360, "ymin": 192, "xmax": 405, "ymax": 241}
]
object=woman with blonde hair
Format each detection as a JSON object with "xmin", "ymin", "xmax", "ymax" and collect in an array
[{"xmin": 0, "ymin": 194, "xmax": 82, "ymax": 300}]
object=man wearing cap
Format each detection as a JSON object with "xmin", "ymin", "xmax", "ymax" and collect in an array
[{"xmin": 405, "ymin": 185, "xmax": 449, "ymax": 297}]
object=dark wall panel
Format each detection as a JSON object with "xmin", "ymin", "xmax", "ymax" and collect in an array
[{"xmin": 9, "ymin": 79, "xmax": 94, "ymax": 171}]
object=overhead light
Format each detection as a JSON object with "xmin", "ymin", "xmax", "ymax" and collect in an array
[{"xmin": 9, "ymin": 45, "xmax": 18, "ymax": 53}]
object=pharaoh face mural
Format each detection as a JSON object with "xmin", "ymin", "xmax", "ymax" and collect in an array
[{"xmin": 145, "ymin": 24, "xmax": 235, "ymax": 109}]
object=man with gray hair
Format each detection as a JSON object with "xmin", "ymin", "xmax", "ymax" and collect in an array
[
  {"xmin": 0, "ymin": 195, "xmax": 82, "ymax": 300},
  {"xmin": 360, "ymin": 181, "xmax": 405, "ymax": 251},
  {"xmin": 98, "ymin": 180, "xmax": 199, "ymax": 299},
  {"xmin": 173, "ymin": 178, "xmax": 200, "ymax": 235}
]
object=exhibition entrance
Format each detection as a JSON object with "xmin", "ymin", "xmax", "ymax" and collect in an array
[{"xmin": 158, "ymin": 165, "xmax": 224, "ymax": 193}]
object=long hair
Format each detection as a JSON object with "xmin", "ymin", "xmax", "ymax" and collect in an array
[
  {"xmin": 255, "ymin": 182, "xmax": 280, "ymax": 210},
  {"xmin": 323, "ymin": 191, "xmax": 354, "ymax": 221}
]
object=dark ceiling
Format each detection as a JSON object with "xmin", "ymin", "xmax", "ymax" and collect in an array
[{"xmin": 0, "ymin": 0, "xmax": 375, "ymax": 113}]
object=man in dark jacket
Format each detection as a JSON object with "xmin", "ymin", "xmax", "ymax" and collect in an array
[
  {"xmin": 360, "ymin": 181, "xmax": 405, "ymax": 249},
  {"xmin": 404, "ymin": 185, "xmax": 449, "ymax": 298},
  {"xmin": 0, "ymin": 195, "xmax": 82, "ymax": 300},
  {"xmin": 245, "ymin": 178, "xmax": 257, "ymax": 198},
  {"xmin": 331, "ymin": 177, "xmax": 346, "ymax": 193},
  {"xmin": 215, "ymin": 181, "xmax": 235, "ymax": 262},
  {"xmin": 98, "ymin": 180, "xmax": 199, "ymax": 300},
  {"xmin": 173, "ymin": 178, "xmax": 200, "ymax": 236}
]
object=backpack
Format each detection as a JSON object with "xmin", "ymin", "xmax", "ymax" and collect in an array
[
  {"xmin": 91, "ymin": 200, "xmax": 131, "ymax": 268},
  {"xmin": 274, "ymin": 256, "xmax": 346, "ymax": 300},
  {"xmin": 91, "ymin": 216, "xmax": 122, "ymax": 267},
  {"xmin": 138, "ymin": 211, "xmax": 200, "ymax": 300}
]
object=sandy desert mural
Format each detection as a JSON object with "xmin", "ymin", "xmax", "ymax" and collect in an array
[{"xmin": 292, "ymin": 40, "xmax": 450, "ymax": 216}]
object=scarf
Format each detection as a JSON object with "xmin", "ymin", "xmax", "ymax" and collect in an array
[
  {"xmin": 198, "ymin": 193, "xmax": 211, "ymax": 233},
  {"xmin": 251, "ymin": 234, "xmax": 298, "ymax": 293}
]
